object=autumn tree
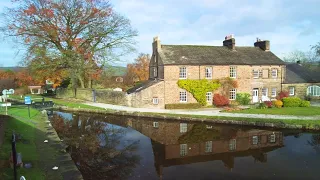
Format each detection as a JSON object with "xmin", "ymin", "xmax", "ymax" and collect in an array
[
  {"xmin": 124, "ymin": 53, "xmax": 150, "ymax": 85},
  {"xmin": 2, "ymin": 0, "xmax": 137, "ymax": 88}
]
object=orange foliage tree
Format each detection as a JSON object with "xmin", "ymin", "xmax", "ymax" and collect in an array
[{"xmin": 124, "ymin": 53, "xmax": 150, "ymax": 85}]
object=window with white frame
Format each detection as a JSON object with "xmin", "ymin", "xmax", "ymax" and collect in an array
[
  {"xmin": 262, "ymin": 88, "xmax": 268, "ymax": 96},
  {"xmin": 307, "ymin": 85, "xmax": 320, "ymax": 96},
  {"xmin": 271, "ymin": 88, "xmax": 277, "ymax": 97},
  {"xmin": 180, "ymin": 144, "xmax": 188, "ymax": 156},
  {"xmin": 229, "ymin": 89, "xmax": 236, "ymax": 100},
  {"xmin": 179, "ymin": 91, "xmax": 187, "ymax": 102},
  {"xmin": 180, "ymin": 123, "xmax": 187, "ymax": 133},
  {"xmin": 205, "ymin": 67, "xmax": 212, "ymax": 79},
  {"xmin": 205, "ymin": 141, "xmax": 213, "ymax": 153},
  {"xmin": 206, "ymin": 92, "xmax": 212, "ymax": 103},
  {"xmin": 289, "ymin": 87, "xmax": 295, "ymax": 96},
  {"xmin": 152, "ymin": 98, "xmax": 159, "ymax": 105},
  {"xmin": 253, "ymin": 70, "xmax": 259, "ymax": 79},
  {"xmin": 270, "ymin": 134, "xmax": 276, "ymax": 143},
  {"xmin": 153, "ymin": 122, "xmax": 159, "ymax": 128},
  {"xmin": 271, "ymin": 69, "xmax": 278, "ymax": 78},
  {"xmin": 179, "ymin": 67, "xmax": 187, "ymax": 79},
  {"xmin": 252, "ymin": 136, "xmax": 259, "ymax": 145},
  {"xmin": 229, "ymin": 139, "xmax": 236, "ymax": 151},
  {"xmin": 230, "ymin": 66, "xmax": 237, "ymax": 78},
  {"xmin": 206, "ymin": 125, "xmax": 213, "ymax": 129},
  {"xmin": 153, "ymin": 67, "xmax": 157, "ymax": 77}
]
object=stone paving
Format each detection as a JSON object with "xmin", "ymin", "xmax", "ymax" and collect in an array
[{"xmin": 84, "ymin": 102, "xmax": 320, "ymax": 120}]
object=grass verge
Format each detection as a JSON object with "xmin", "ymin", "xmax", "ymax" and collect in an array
[{"xmin": 229, "ymin": 107, "xmax": 320, "ymax": 116}]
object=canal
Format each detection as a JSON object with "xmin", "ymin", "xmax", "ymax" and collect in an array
[{"xmin": 48, "ymin": 111, "xmax": 320, "ymax": 180}]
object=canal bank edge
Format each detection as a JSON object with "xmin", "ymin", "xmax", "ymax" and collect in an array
[{"xmin": 54, "ymin": 106, "xmax": 320, "ymax": 131}]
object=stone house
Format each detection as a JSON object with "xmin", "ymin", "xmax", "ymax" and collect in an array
[
  {"xmin": 128, "ymin": 36, "xmax": 286, "ymax": 108},
  {"xmin": 282, "ymin": 62, "xmax": 320, "ymax": 100}
]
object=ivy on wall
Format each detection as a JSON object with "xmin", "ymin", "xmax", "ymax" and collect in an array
[{"xmin": 177, "ymin": 79, "xmax": 221, "ymax": 106}]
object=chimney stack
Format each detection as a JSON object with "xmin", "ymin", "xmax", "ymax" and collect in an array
[
  {"xmin": 254, "ymin": 38, "xmax": 270, "ymax": 51},
  {"xmin": 153, "ymin": 36, "xmax": 161, "ymax": 53},
  {"xmin": 223, "ymin": 34, "xmax": 235, "ymax": 50}
]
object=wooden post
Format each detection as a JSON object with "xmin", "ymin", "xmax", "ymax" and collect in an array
[{"xmin": 12, "ymin": 133, "xmax": 17, "ymax": 180}]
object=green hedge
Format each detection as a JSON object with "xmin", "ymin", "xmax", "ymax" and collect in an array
[
  {"xmin": 236, "ymin": 93, "xmax": 251, "ymax": 105},
  {"xmin": 300, "ymin": 100, "xmax": 310, "ymax": 107},
  {"xmin": 282, "ymin": 97, "xmax": 302, "ymax": 107},
  {"xmin": 165, "ymin": 103, "xmax": 202, "ymax": 109}
]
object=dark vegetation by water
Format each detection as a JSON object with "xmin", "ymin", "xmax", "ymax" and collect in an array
[{"xmin": 49, "ymin": 111, "xmax": 320, "ymax": 180}]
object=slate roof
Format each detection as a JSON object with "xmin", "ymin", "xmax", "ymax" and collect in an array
[
  {"xmin": 284, "ymin": 63, "xmax": 320, "ymax": 83},
  {"xmin": 159, "ymin": 45, "xmax": 285, "ymax": 65},
  {"xmin": 126, "ymin": 80, "xmax": 161, "ymax": 94}
]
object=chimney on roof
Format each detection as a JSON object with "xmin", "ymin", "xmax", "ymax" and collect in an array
[
  {"xmin": 153, "ymin": 36, "xmax": 161, "ymax": 54},
  {"xmin": 223, "ymin": 34, "xmax": 235, "ymax": 50},
  {"xmin": 254, "ymin": 38, "xmax": 270, "ymax": 51}
]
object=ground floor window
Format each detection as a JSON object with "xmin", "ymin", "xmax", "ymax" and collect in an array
[
  {"xmin": 262, "ymin": 88, "xmax": 268, "ymax": 96},
  {"xmin": 307, "ymin": 85, "xmax": 320, "ymax": 96},
  {"xmin": 271, "ymin": 88, "xmax": 277, "ymax": 97},
  {"xmin": 206, "ymin": 92, "xmax": 212, "ymax": 103},
  {"xmin": 229, "ymin": 89, "xmax": 236, "ymax": 100},
  {"xmin": 289, "ymin": 87, "xmax": 295, "ymax": 96},
  {"xmin": 229, "ymin": 139, "xmax": 236, "ymax": 151},
  {"xmin": 180, "ymin": 91, "xmax": 187, "ymax": 102},
  {"xmin": 180, "ymin": 123, "xmax": 187, "ymax": 133},
  {"xmin": 152, "ymin": 98, "xmax": 159, "ymax": 104},
  {"xmin": 252, "ymin": 136, "xmax": 259, "ymax": 145},
  {"xmin": 153, "ymin": 122, "xmax": 159, "ymax": 128},
  {"xmin": 270, "ymin": 134, "xmax": 276, "ymax": 143},
  {"xmin": 205, "ymin": 141, "xmax": 213, "ymax": 153},
  {"xmin": 180, "ymin": 144, "xmax": 188, "ymax": 156}
]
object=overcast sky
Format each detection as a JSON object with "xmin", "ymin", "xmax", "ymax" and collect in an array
[{"xmin": 1, "ymin": 0, "xmax": 320, "ymax": 67}]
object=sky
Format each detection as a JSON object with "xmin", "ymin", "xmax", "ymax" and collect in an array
[{"xmin": 0, "ymin": 0, "xmax": 320, "ymax": 67}]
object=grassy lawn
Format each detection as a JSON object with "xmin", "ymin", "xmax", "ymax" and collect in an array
[{"xmin": 230, "ymin": 107, "xmax": 320, "ymax": 116}]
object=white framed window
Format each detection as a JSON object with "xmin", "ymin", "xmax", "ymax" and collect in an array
[
  {"xmin": 179, "ymin": 67, "xmax": 187, "ymax": 79},
  {"xmin": 252, "ymin": 136, "xmax": 259, "ymax": 145},
  {"xmin": 271, "ymin": 69, "xmax": 278, "ymax": 78},
  {"xmin": 270, "ymin": 134, "xmax": 276, "ymax": 143},
  {"xmin": 152, "ymin": 98, "xmax": 159, "ymax": 105},
  {"xmin": 262, "ymin": 88, "xmax": 268, "ymax": 96},
  {"xmin": 206, "ymin": 125, "xmax": 213, "ymax": 129},
  {"xmin": 229, "ymin": 89, "xmax": 236, "ymax": 100},
  {"xmin": 179, "ymin": 91, "xmax": 187, "ymax": 102},
  {"xmin": 180, "ymin": 123, "xmax": 187, "ymax": 133},
  {"xmin": 289, "ymin": 87, "xmax": 295, "ymax": 96},
  {"xmin": 206, "ymin": 92, "xmax": 212, "ymax": 103},
  {"xmin": 307, "ymin": 86, "xmax": 320, "ymax": 96},
  {"xmin": 180, "ymin": 144, "xmax": 188, "ymax": 156},
  {"xmin": 153, "ymin": 67, "xmax": 157, "ymax": 77},
  {"xmin": 205, "ymin": 67, "xmax": 212, "ymax": 79},
  {"xmin": 253, "ymin": 70, "xmax": 259, "ymax": 79},
  {"xmin": 153, "ymin": 122, "xmax": 159, "ymax": 128},
  {"xmin": 205, "ymin": 141, "xmax": 213, "ymax": 153},
  {"xmin": 271, "ymin": 88, "xmax": 277, "ymax": 97},
  {"xmin": 229, "ymin": 139, "xmax": 236, "ymax": 151},
  {"xmin": 230, "ymin": 66, "xmax": 237, "ymax": 78}
]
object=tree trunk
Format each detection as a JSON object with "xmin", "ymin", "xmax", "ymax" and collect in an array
[
  {"xmin": 88, "ymin": 77, "xmax": 92, "ymax": 89},
  {"xmin": 78, "ymin": 75, "xmax": 85, "ymax": 88}
]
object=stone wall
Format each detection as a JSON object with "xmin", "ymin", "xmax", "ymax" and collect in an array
[{"xmin": 282, "ymin": 83, "xmax": 320, "ymax": 100}]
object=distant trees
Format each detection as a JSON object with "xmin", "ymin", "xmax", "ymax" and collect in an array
[
  {"xmin": 124, "ymin": 53, "xmax": 150, "ymax": 86},
  {"xmin": 2, "ymin": 0, "xmax": 137, "ymax": 88}
]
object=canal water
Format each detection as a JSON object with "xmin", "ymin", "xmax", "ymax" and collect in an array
[{"xmin": 48, "ymin": 111, "xmax": 320, "ymax": 180}]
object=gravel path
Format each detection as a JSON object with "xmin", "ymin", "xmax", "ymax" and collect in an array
[{"xmin": 84, "ymin": 102, "xmax": 320, "ymax": 120}]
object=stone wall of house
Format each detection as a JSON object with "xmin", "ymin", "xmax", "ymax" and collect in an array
[
  {"xmin": 282, "ymin": 83, "xmax": 320, "ymax": 100},
  {"xmin": 128, "ymin": 81, "xmax": 165, "ymax": 108}
]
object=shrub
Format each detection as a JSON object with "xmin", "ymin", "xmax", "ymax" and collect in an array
[
  {"xmin": 165, "ymin": 103, "xmax": 202, "ymax": 109},
  {"xmin": 300, "ymin": 100, "xmax": 310, "ymax": 107},
  {"xmin": 277, "ymin": 91, "xmax": 289, "ymax": 100},
  {"xmin": 213, "ymin": 94, "xmax": 229, "ymax": 107},
  {"xmin": 282, "ymin": 97, "xmax": 302, "ymax": 107},
  {"xmin": 257, "ymin": 103, "xmax": 267, "ymax": 109},
  {"xmin": 236, "ymin": 93, "xmax": 251, "ymax": 105},
  {"xmin": 264, "ymin": 101, "xmax": 273, "ymax": 108},
  {"xmin": 273, "ymin": 100, "xmax": 283, "ymax": 108}
]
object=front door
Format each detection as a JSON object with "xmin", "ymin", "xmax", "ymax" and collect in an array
[{"xmin": 252, "ymin": 89, "xmax": 259, "ymax": 103}]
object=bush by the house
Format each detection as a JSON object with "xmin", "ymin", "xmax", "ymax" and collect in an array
[
  {"xmin": 257, "ymin": 103, "xmax": 267, "ymax": 109},
  {"xmin": 282, "ymin": 97, "xmax": 302, "ymax": 107},
  {"xmin": 273, "ymin": 100, "xmax": 283, "ymax": 108},
  {"xmin": 277, "ymin": 91, "xmax": 289, "ymax": 100},
  {"xmin": 165, "ymin": 103, "xmax": 202, "ymax": 109},
  {"xmin": 213, "ymin": 94, "xmax": 230, "ymax": 107},
  {"xmin": 300, "ymin": 100, "xmax": 310, "ymax": 107},
  {"xmin": 236, "ymin": 93, "xmax": 251, "ymax": 105},
  {"xmin": 264, "ymin": 101, "xmax": 273, "ymax": 108}
]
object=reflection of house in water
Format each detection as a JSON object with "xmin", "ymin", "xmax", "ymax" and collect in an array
[{"xmin": 127, "ymin": 118, "xmax": 284, "ymax": 178}]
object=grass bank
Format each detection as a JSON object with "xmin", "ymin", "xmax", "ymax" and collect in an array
[{"xmin": 230, "ymin": 107, "xmax": 320, "ymax": 116}]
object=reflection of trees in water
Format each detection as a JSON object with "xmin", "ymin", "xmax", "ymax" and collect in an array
[
  {"xmin": 51, "ymin": 114, "xmax": 140, "ymax": 179},
  {"xmin": 308, "ymin": 134, "xmax": 320, "ymax": 153}
]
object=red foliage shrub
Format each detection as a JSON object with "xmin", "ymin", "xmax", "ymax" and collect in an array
[
  {"xmin": 213, "ymin": 93, "xmax": 230, "ymax": 107},
  {"xmin": 264, "ymin": 101, "xmax": 273, "ymax": 108},
  {"xmin": 277, "ymin": 91, "xmax": 289, "ymax": 100}
]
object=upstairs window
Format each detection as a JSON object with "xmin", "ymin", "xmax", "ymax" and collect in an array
[
  {"xmin": 206, "ymin": 92, "xmax": 212, "ymax": 103},
  {"xmin": 180, "ymin": 123, "xmax": 188, "ymax": 133},
  {"xmin": 253, "ymin": 70, "xmax": 259, "ymax": 79},
  {"xmin": 153, "ymin": 67, "xmax": 157, "ymax": 77},
  {"xmin": 289, "ymin": 87, "xmax": 295, "ymax": 96},
  {"xmin": 179, "ymin": 67, "xmax": 187, "ymax": 79},
  {"xmin": 229, "ymin": 139, "xmax": 236, "ymax": 151},
  {"xmin": 271, "ymin": 69, "xmax": 278, "ymax": 78},
  {"xmin": 270, "ymin": 134, "xmax": 276, "ymax": 143},
  {"xmin": 307, "ymin": 86, "xmax": 320, "ymax": 96},
  {"xmin": 252, "ymin": 136, "xmax": 259, "ymax": 145},
  {"xmin": 205, "ymin": 67, "xmax": 212, "ymax": 79},
  {"xmin": 230, "ymin": 66, "xmax": 237, "ymax": 78},
  {"xmin": 180, "ymin": 91, "xmax": 187, "ymax": 102},
  {"xmin": 180, "ymin": 144, "xmax": 188, "ymax": 156}
]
